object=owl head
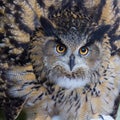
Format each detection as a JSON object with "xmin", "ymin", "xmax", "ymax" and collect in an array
[{"xmin": 30, "ymin": 3, "xmax": 111, "ymax": 90}]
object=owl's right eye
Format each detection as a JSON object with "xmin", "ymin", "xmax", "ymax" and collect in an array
[
  {"xmin": 56, "ymin": 44, "xmax": 66, "ymax": 54},
  {"xmin": 79, "ymin": 46, "xmax": 89, "ymax": 55}
]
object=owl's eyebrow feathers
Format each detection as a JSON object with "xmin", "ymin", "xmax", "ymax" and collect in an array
[{"xmin": 40, "ymin": 15, "xmax": 111, "ymax": 48}]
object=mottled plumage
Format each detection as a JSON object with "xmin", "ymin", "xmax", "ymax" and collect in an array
[{"xmin": 0, "ymin": 0, "xmax": 120, "ymax": 120}]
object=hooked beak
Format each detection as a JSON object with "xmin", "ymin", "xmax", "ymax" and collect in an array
[{"xmin": 69, "ymin": 54, "xmax": 75, "ymax": 71}]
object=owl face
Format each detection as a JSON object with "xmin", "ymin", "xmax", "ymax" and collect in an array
[
  {"xmin": 30, "ymin": 4, "xmax": 111, "ymax": 89},
  {"xmin": 41, "ymin": 27, "xmax": 102, "ymax": 89}
]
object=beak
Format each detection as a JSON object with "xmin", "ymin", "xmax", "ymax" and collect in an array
[{"xmin": 69, "ymin": 54, "xmax": 75, "ymax": 71}]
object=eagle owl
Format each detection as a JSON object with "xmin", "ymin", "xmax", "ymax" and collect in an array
[{"xmin": 0, "ymin": 0, "xmax": 120, "ymax": 120}]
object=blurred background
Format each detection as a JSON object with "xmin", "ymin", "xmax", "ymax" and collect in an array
[{"xmin": 0, "ymin": 109, "xmax": 26, "ymax": 120}]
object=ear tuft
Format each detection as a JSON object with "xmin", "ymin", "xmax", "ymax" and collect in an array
[{"xmin": 40, "ymin": 16, "xmax": 55, "ymax": 36}]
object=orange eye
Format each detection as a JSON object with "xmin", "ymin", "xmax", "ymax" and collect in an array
[
  {"xmin": 56, "ymin": 44, "xmax": 66, "ymax": 54},
  {"xmin": 79, "ymin": 46, "xmax": 89, "ymax": 55}
]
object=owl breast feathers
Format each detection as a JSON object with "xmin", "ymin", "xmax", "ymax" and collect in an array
[{"xmin": 0, "ymin": 0, "xmax": 120, "ymax": 120}]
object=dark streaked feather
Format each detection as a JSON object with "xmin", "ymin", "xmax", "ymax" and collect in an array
[{"xmin": 40, "ymin": 16, "xmax": 55, "ymax": 36}]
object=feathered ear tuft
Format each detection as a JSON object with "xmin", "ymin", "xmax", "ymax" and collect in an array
[
  {"xmin": 93, "ymin": 25, "xmax": 111, "ymax": 40},
  {"xmin": 40, "ymin": 16, "xmax": 55, "ymax": 36},
  {"xmin": 88, "ymin": 25, "xmax": 111, "ymax": 44}
]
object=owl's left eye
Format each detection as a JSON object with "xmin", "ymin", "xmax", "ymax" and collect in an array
[
  {"xmin": 79, "ymin": 46, "xmax": 89, "ymax": 55},
  {"xmin": 56, "ymin": 44, "xmax": 66, "ymax": 54}
]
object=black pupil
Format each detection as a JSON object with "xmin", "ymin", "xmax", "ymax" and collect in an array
[
  {"xmin": 59, "ymin": 45, "xmax": 64, "ymax": 51},
  {"xmin": 81, "ymin": 47, "xmax": 87, "ymax": 52}
]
